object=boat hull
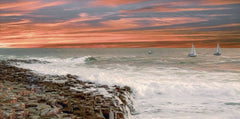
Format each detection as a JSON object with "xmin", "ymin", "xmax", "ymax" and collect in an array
[
  {"xmin": 148, "ymin": 50, "xmax": 152, "ymax": 54},
  {"xmin": 188, "ymin": 54, "xmax": 197, "ymax": 57},
  {"xmin": 214, "ymin": 52, "xmax": 221, "ymax": 56}
]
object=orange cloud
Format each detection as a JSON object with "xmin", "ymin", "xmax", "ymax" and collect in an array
[
  {"xmin": 0, "ymin": 1, "xmax": 38, "ymax": 10},
  {"xmin": 150, "ymin": 17, "xmax": 208, "ymax": 26},
  {"xmin": 34, "ymin": 13, "xmax": 101, "ymax": 27},
  {"xmin": 0, "ymin": 0, "xmax": 239, "ymax": 48},
  {"xmin": 0, "ymin": 14, "xmax": 239, "ymax": 48},
  {"xmin": 100, "ymin": 18, "xmax": 141, "ymax": 29},
  {"xmin": 0, "ymin": 0, "xmax": 67, "ymax": 11},
  {"xmin": 152, "ymin": 0, "xmax": 240, "ymax": 7},
  {"xmin": 0, "ymin": 16, "xmax": 212, "ymax": 48},
  {"xmin": 0, "ymin": 13, "xmax": 25, "ymax": 17},
  {"xmin": 1, "ymin": 19, "xmax": 31, "ymax": 25},
  {"xmin": 121, "ymin": 6, "xmax": 229, "ymax": 13},
  {"xmin": 164, "ymin": 23, "xmax": 240, "ymax": 31},
  {"xmin": 0, "ymin": 0, "xmax": 68, "ymax": 20},
  {"xmin": 2, "ymin": 21, "xmax": 239, "ymax": 48},
  {"xmin": 199, "ymin": 0, "xmax": 240, "ymax": 6},
  {"xmin": 100, "ymin": 17, "xmax": 208, "ymax": 30},
  {"xmin": 157, "ymin": 1, "xmax": 192, "ymax": 6},
  {"xmin": 1, "ymin": 28, "xmax": 239, "ymax": 48},
  {"xmin": 119, "ymin": 0, "xmax": 236, "ymax": 14},
  {"xmin": 91, "ymin": 0, "xmax": 147, "ymax": 6}
]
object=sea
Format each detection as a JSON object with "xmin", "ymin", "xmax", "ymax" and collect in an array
[{"xmin": 0, "ymin": 48, "xmax": 240, "ymax": 119}]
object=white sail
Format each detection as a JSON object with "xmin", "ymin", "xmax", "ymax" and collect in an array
[
  {"xmin": 188, "ymin": 43, "xmax": 197, "ymax": 57},
  {"xmin": 214, "ymin": 43, "xmax": 221, "ymax": 55},
  {"xmin": 216, "ymin": 43, "xmax": 221, "ymax": 53}
]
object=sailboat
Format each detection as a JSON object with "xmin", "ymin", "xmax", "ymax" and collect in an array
[
  {"xmin": 214, "ymin": 43, "xmax": 221, "ymax": 56},
  {"xmin": 188, "ymin": 43, "xmax": 197, "ymax": 57},
  {"xmin": 148, "ymin": 48, "xmax": 152, "ymax": 54}
]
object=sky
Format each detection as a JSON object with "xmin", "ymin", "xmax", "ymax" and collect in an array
[{"xmin": 0, "ymin": 0, "xmax": 240, "ymax": 48}]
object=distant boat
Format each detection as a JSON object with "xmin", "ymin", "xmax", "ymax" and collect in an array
[
  {"xmin": 188, "ymin": 43, "xmax": 197, "ymax": 57},
  {"xmin": 214, "ymin": 43, "xmax": 221, "ymax": 56},
  {"xmin": 148, "ymin": 48, "xmax": 152, "ymax": 54}
]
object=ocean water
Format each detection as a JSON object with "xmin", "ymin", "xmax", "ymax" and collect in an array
[{"xmin": 0, "ymin": 48, "xmax": 240, "ymax": 119}]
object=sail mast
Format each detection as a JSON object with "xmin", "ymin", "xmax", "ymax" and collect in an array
[
  {"xmin": 214, "ymin": 43, "xmax": 221, "ymax": 56},
  {"xmin": 188, "ymin": 43, "xmax": 197, "ymax": 57},
  {"xmin": 217, "ymin": 43, "xmax": 221, "ymax": 53},
  {"xmin": 191, "ymin": 43, "xmax": 196, "ymax": 55}
]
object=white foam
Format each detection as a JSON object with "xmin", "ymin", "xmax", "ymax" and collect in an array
[{"xmin": 12, "ymin": 56, "xmax": 240, "ymax": 119}]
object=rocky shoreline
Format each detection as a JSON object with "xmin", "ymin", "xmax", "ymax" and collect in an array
[{"xmin": 0, "ymin": 60, "xmax": 134, "ymax": 119}]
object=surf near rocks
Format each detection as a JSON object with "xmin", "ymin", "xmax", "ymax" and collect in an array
[{"xmin": 0, "ymin": 60, "xmax": 135, "ymax": 119}]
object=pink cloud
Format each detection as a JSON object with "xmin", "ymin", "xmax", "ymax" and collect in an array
[
  {"xmin": 91, "ymin": 0, "xmax": 147, "ymax": 7},
  {"xmin": 34, "ymin": 13, "xmax": 101, "ymax": 27},
  {"xmin": 199, "ymin": 0, "xmax": 240, "ymax": 6},
  {"xmin": 153, "ymin": 0, "xmax": 240, "ymax": 6},
  {"xmin": 2, "ymin": 19, "xmax": 31, "ymax": 25},
  {"xmin": 0, "ymin": 0, "xmax": 68, "ymax": 11},
  {"xmin": 0, "ymin": 13, "xmax": 25, "ymax": 17},
  {"xmin": 100, "ymin": 17, "xmax": 209, "ymax": 30},
  {"xmin": 1, "ymin": 23, "xmax": 239, "ymax": 48},
  {"xmin": 121, "ymin": 6, "xmax": 229, "ymax": 13}
]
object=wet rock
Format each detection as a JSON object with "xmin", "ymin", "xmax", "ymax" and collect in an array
[
  {"xmin": 117, "ymin": 112, "xmax": 124, "ymax": 119},
  {"xmin": 101, "ymin": 108, "xmax": 110, "ymax": 119},
  {"xmin": 47, "ymin": 107, "xmax": 61, "ymax": 116},
  {"xmin": 63, "ymin": 86, "xmax": 70, "ymax": 90},
  {"xmin": 37, "ymin": 104, "xmax": 51, "ymax": 111},
  {"xmin": 30, "ymin": 115, "xmax": 40, "ymax": 119},
  {"xmin": 40, "ymin": 108, "xmax": 51, "ymax": 116},
  {"xmin": 123, "ymin": 86, "xmax": 132, "ymax": 93},
  {"xmin": 66, "ymin": 74, "xmax": 78, "ymax": 79},
  {"xmin": 0, "ymin": 60, "xmax": 133, "ymax": 119},
  {"xmin": 57, "ymin": 99, "xmax": 68, "ymax": 108},
  {"xmin": 26, "ymin": 103, "xmax": 38, "ymax": 108},
  {"xmin": 62, "ymin": 106, "xmax": 73, "ymax": 114}
]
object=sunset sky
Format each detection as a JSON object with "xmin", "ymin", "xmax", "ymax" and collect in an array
[{"xmin": 0, "ymin": 0, "xmax": 239, "ymax": 48}]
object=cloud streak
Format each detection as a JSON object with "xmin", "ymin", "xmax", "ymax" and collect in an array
[
  {"xmin": 91, "ymin": 0, "xmax": 147, "ymax": 6},
  {"xmin": 0, "ymin": 13, "xmax": 25, "ymax": 17},
  {"xmin": 199, "ymin": 0, "xmax": 240, "ymax": 6},
  {"xmin": 0, "ymin": 1, "xmax": 67, "ymax": 11},
  {"xmin": 121, "ymin": 6, "xmax": 229, "ymax": 13}
]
